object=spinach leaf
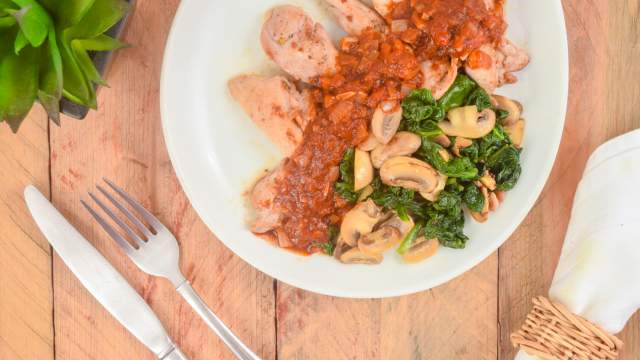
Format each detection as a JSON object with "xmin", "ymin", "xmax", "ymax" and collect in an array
[
  {"xmin": 422, "ymin": 190, "xmax": 468, "ymax": 249},
  {"xmin": 478, "ymin": 124, "xmax": 511, "ymax": 162},
  {"xmin": 463, "ymin": 184, "xmax": 485, "ymax": 212},
  {"xmin": 496, "ymin": 109, "xmax": 510, "ymax": 122},
  {"xmin": 400, "ymin": 88, "xmax": 445, "ymax": 137},
  {"xmin": 438, "ymin": 74, "xmax": 476, "ymax": 113},
  {"xmin": 466, "ymin": 87, "xmax": 492, "ymax": 111},
  {"xmin": 315, "ymin": 225, "xmax": 338, "ymax": 255},
  {"xmin": 418, "ymin": 139, "xmax": 478, "ymax": 179},
  {"xmin": 423, "ymin": 212, "xmax": 468, "ymax": 249},
  {"xmin": 334, "ymin": 148, "xmax": 358, "ymax": 203},
  {"xmin": 486, "ymin": 145, "xmax": 522, "ymax": 191},
  {"xmin": 432, "ymin": 190, "xmax": 462, "ymax": 217},
  {"xmin": 370, "ymin": 179, "xmax": 423, "ymax": 221}
]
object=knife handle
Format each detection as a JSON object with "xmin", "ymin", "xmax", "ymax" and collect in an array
[
  {"xmin": 162, "ymin": 347, "xmax": 188, "ymax": 360},
  {"xmin": 176, "ymin": 281, "xmax": 261, "ymax": 360}
]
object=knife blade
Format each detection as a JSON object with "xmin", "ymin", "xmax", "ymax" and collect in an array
[{"xmin": 24, "ymin": 185, "xmax": 187, "ymax": 359}]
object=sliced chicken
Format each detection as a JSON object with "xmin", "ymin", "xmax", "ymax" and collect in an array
[
  {"xmin": 228, "ymin": 74, "xmax": 314, "ymax": 156},
  {"xmin": 372, "ymin": 0, "xmax": 404, "ymax": 17},
  {"xmin": 261, "ymin": 5, "xmax": 338, "ymax": 83},
  {"xmin": 249, "ymin": 163, "xmax": 286, "ymax": 233},
  {"xmin": 465, "ymin": 38, "xmax": 529, "ymax": 94},
  {"xmin": 421, "ymin": 57, "xmax": 459, "ymax": 99},
  {"xmin": 324, "ymin": 0, "xmax": 386, "ymax": 35}
]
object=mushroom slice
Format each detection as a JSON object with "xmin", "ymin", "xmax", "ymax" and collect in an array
[
  {"xmin": 420, "ymin": 172, "xmax": 447, "ymax": 202},
  {"xmin": 488, "ymin": 192, "xmax": 500, "ymax": 212},
  {"xmin": 371, "ymin": 131, "xmax": 421, "ymax": 168},
  {"xmin": 357, "ymin": 184, "xmax": 374, "ymax": 202},
  {"xmin": 433, "ymin": 134, "xmax": 451, "ymax": 147},
  {"xmin": 493, "ymin": 95, "xmax": 522, "ymax": 125},
  {"xmin": 402, "ymin": 236, "xmax": 439, "ymax": 263},
  {"xmin": 354, "ymin": 149, "xmax": 374, "ymax": 191},
  {"xmin": 358, "ymin": 132, "xmax": 381, "ymax": 151},
  {"xmin": 452, "ymin": 137, "xmax": 473, "ymax": 156},
  {"xmin": 504, "ymin": 119, "xmax": 525, "ymax": 148},
  {"xmin": 379, "ymin": 213, "xmax": 414, "ymax": 238},
  {"xmin": 358, "ymin": 226, "xmax": 402, "ymax": 254},
  {"xmin": 379, "ymin": 156, "xmax": 439, "ymax": 195},
  {"xmin": 371, "ymin": 105, "xmax": 403, "ymax": 144},
  {"xmin": 438, "ymin": 148, "xmax": 452, "ymax": 162},
  {"xmin": 339, "ymin": 247, "xmax": 383, "ymax": 264},
  {"xmin": 439, "ymin": 105, "xmax": 496, "ymax": 139},
  {"xmin": 470, "ymin": 211, "xmax": 489, "ymax": 223},
  {"xmin": 479, "ymin": 170, "xmax": 497, "ymax": 191},
  {"xmin": 338, "ymin": 199, "xmax": 383, "ymax": 247}
]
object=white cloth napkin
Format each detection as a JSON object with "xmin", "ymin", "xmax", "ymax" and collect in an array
[{"xmin": 516, "ymin": 129, "xmax": 640, "ymax": 359}]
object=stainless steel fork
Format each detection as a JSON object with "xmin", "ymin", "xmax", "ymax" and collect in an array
[{"xmin": 82, "ymin": 178, "xmax": 261, "ymax": 360}]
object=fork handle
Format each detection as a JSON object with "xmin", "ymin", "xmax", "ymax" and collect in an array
[{"xmin": 176, "ymin": 281, "xmax": 261, "ymax": 360}]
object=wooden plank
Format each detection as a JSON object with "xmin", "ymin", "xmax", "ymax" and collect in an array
[
  {"xmin": 276, "ymin": 255, "xmax": 497, "ymax": 359},
  {"xmin": 49, "ymin": 1, "xmax": 276, "ymax": 359},
  {"xmin": 0, "ymin": 107, "xmax": 54, "ymax": 360},
  {"xmin": 499, "ymin": 0, "xmax": 640, "ymax": 358}
]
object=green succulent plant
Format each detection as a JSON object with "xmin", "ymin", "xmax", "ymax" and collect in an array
[{"xmin": 0, "ymin": 0, "xmax": 129, "ymax": 132}]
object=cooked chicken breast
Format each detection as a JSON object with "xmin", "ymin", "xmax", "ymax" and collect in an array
[
  {"xmin": 324, "ymin": 0, "xmax": 386, "ymax": 35},
  {"xmin": 228, "ymin": 74, "xmax": 314, "ymax": 156},
  {"xmin": 249, "ymin": 164, "xmax": 285, "ymax": 233},
  {"xmin": 465, "ymin": 38, "xmax": 529, "ymax": 93},
  {"xmin": 261, "ymin": 5, "xmax": 338, "ymax": 83},
  {"xmin": 421, "ymin": 57, "xmax": 459, "ymax": 99},
  {"xmin": 371, "ymin": 0, "xmax": 404, "ymax": 17}
]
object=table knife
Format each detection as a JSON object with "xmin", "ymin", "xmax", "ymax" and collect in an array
[{"xmin": 24, "ymin": 185, "xmax": 188, "ymax": 360}]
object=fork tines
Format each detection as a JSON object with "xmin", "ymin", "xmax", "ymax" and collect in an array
[{"xmin": 82, "ymin": 179, "xmax": 156, "ymax": 252}]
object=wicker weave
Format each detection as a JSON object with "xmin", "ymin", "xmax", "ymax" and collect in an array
[{"xmin": 511, "ymin": 296, "xmax": 623, "ymax": 360}]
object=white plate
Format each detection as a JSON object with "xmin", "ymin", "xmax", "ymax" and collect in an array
[{"xmin": 160, "ymin": 0, "xmax": 568, "ymax": 298}]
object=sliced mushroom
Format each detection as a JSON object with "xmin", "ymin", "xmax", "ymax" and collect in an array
[
  {"xmin": 379, "ymin": 156, "xmax": 439, "ymax": 195},
  {"xmin": 371, "ymin": 132, "xmax": 421, "ymax": 168},
  {"xmin": 470, "ymin": 211, "xmax": 488, "ymax": 223},
  {"xmin": 354, "ymin": 149, "xmax": 373, "ymax": 191},
  {"xmin": 338, "ymin": 199, "xmax": 383, "ymax": 247},
  {"xmin": 402, "ymin": 236, "xmax": 439, "ymax": 263},
  {"xmin": 339, "ymin": 247, "xmax": 383, "ymax": 264},
  {"xmin": 358, "ymin": 132, "xmax": 381, "ymax": 151},
  {"xmin": 488, "ymin": 192, "xmax": 500, "ymax": 212},
  {"xmin": 439, "ymin": 105, "xmax": 496, "ymax": 139},
  {"xmin": 493, "ymin": 95, "xmax": 522, "ymax": 125},
  {"xmin": 438, "ymin": 148, "xmax": 452, "ymax": 162},
  {"xmin": 504, "ymin": 119, "xmax": 525, "ymax": 148},
  {"xmin": 358, "ymin": 226, "xmax": 402, "ymax": 254},
  {"xmin": 420, "ymin": 172, "xmax": 447, "ymax": 202},
  {"xmin": 452, "ymin": 137, "xmax": 473, "ymax": 156},
  {"xmin": 379, "ymin": 213, "xmax": 414, "ymax": 238},
  {"xmin": 357, "ymin": 184, "xmax": 374, "ymax": 202},
  {"xmin": 371, "ymin": 106, "xmax": 403, "ymax": 144},
  {"xmin": 433, "ymin": 134, "xmax": 451, "ymax": 147},
  {"xmin": 479, "ymin": 170, "xmax": 496, "ymax": 191}
]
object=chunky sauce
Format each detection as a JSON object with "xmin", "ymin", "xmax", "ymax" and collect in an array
[{"xmin": 272, "ymin": 0, "xmax": 505, "ymax": 253}]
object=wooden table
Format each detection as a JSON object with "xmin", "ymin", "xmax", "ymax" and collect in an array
[{"xmin": 1, "ymin": 1, "xmax": 639, "ymax": 359}]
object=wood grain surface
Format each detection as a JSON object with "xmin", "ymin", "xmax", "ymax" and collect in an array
[{"xmin": 1, "ymin": 0, "xmax": 639, "ymax": 359}]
